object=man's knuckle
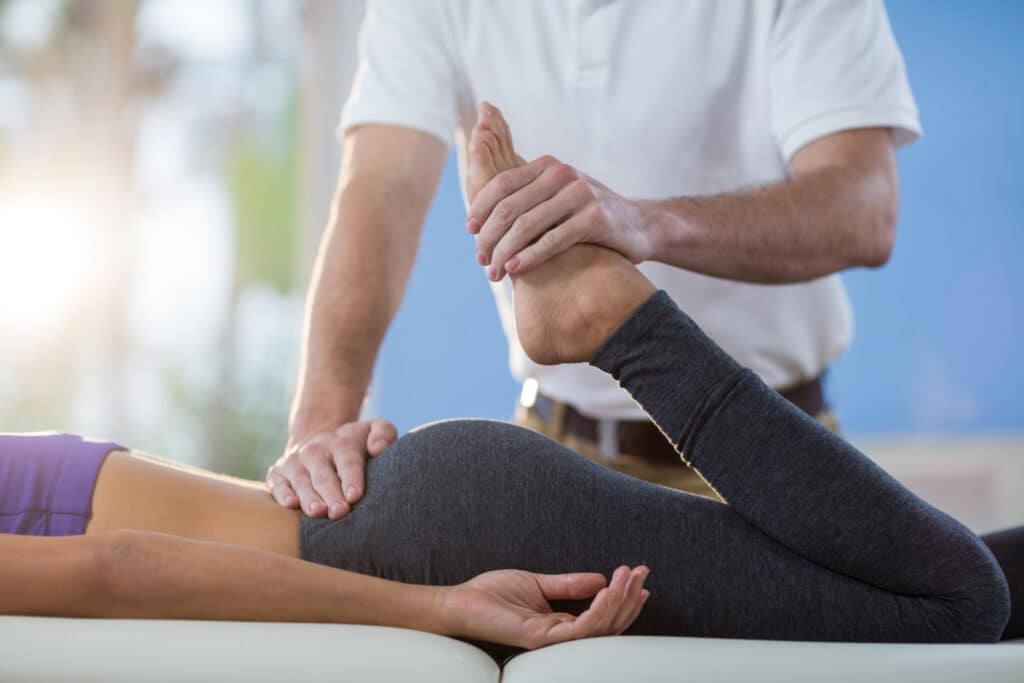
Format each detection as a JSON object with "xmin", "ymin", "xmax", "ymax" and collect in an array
[
  {"xmin": 541, "ymin": 230, "xmax": 563, "ymax": 249},
  {"xmin": 311, "ymin": 472, "xmax": 338, "ymax": 488},
  {"xmin": 273, "ymin": 462, "xmax": 298, "ymax": 481},
  {"xmin": 335, "ymin": 422, "xmax": 359, "ymax": 437},
  {"xmin": 338, "ymin": 464, "xmax": 361, "ymax": 479},
  {"xmin": 582, "ymin": 201, "xmax": 604, "ymax": 222},
  {"xmin": 333, "ymin": 434, "xmax": 359, "ymax": 451},
  {"xmin": 496, "ymin": 200, "xmax": 515, "ymax": 222},
  {"xmin": 511, "ymin": 214, "xmax": 533, "ymax": 235},
  {"xmin": 552, "ymin": 163, "xmax": 575, "ymax": 183},
  {"xmin": 567, "ymin": 178, "xmax": 591, "ymax": 199},
  {"xmin": 300, "ymin": 448, "xmax": 328, "ymax": 464},
  {"xmin": 495, "ymin": 173, "xmax": 516, "ymax": 193}
]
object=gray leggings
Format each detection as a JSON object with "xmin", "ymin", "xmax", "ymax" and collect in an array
[{"xmin": 301, "ymin": 291, "xmax": 1011, "ymax": 643}]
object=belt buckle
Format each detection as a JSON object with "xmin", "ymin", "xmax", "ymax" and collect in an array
[{"xmin": 597, "ymin": 418, "xmax": 619, "ymax": 463}]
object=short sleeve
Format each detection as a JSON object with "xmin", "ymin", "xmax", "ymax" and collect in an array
[
  {"xmin": 339, "ymin": 0, "xmax": 460, "ymax": 146},
  {"xmin": 770, "ymin": 0, "xmax": 922, "ymax": 160}
]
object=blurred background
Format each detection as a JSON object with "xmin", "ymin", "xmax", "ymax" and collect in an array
[{"xmin": 0, "ymin": 1, "xmax": 1020, "ymax": 529}]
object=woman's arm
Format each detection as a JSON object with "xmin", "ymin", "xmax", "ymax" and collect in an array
[{"xmin": 0, "ymin": 531, "xmax": 647, "ymax": 649}]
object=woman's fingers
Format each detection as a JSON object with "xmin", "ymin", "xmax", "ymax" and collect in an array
[
  {"xmin": 522, "ymin": 566, "xmax": 650, "ymax": 648},
  {"xmin": 612, "ymin": 566, "xmax": 649, "ymax": 633},
  {"xmin": 575, "ymin": 566, "xmax": 649, "ymax": 637},
  {"xmin": 533, "ymin": 571, "xmax": 607, "ymax": 601},
  {"xmin": 570, "ymin": 565, "xmax": 631, "ymax": 636}
]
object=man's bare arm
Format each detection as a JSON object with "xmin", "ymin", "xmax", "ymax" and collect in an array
[
  {"xmin": 471, "ymin": 127, "xmax": 899, "ymax": 284},
  {"xmin": 269, "ymin": 125, "xmax": 447, "ymax": 519},
  {"xmin": 641, "ymin": 127, "xmax": 899, "ymax": 283}
]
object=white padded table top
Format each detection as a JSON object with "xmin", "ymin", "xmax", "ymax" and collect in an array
[
  {"xmin": 0, "ymin": 617, "xmax": 499, "ymax": 683},
  {"xmin": 502, "ymin": 636, "xmax": 1024, "ymax": 683},
  {"xmin": 3, "ymin": 617, "xmax": 1021, "ymax": 682}
]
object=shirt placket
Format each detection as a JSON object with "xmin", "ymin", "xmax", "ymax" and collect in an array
[{"xmin": 573, "ymin": 0, "xmax": 617, "ymax": 168}]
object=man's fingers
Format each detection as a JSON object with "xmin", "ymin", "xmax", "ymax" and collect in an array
[
  {"xmin": 476, "ymin": 165, "xmax": 567, "ymax": 273},
  {"xmin": 366, "ymin": 418, "xmax": 398, "ymax": 456},
  {"xmin": 467, "ymin": 159, "xmax": 546, "ymax": 235},
  {"xmin": 490, "ymin": 187, "xmax": 582, "ymax": 279},
  {"xmin": 300, "ymin": 443, "xmax": 348, "ymax": 519},
  {"xmin": 332, "ymin": 449, "xmax": 367, "ymax": 508},
  {"xmin": 267, "ymin": 472, "xmax": 299, "ymax": 508},
  {"xmin": 504, "ymin": 207, "xmax": 591, "ymax": 275},
  {"xmin": 286, "ymin": 467, "xmax": 326, "ymax": 518}
]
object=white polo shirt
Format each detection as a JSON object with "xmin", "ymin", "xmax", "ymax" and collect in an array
[{"xmin": 341, "ymin": 0, "xmax": 921, "ymax": 419}]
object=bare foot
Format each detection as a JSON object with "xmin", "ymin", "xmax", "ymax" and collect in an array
[
  {"xmin": 511, "ymin": 245, "xmax": 656, "ymax": 364},
  {"xmin": 465, "ymin": 104, "xmax": 657, "ymax": 365}
]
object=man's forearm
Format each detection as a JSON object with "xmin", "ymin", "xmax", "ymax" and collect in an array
[
  {"xmin": 290, "ymin": 176, "xmax": 426, "ymax": 437},
  {"xmin": 640, "ymin": 162, "xmax": 898, "ymax": 284},
  {"xmin": 94, "ymin": 530, "xmax": 447, "ymax": 632}
]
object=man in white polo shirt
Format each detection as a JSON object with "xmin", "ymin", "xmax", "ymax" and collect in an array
[{"xmin": 267, "ymin": 0, "xmax": 921, "ymax": 517}]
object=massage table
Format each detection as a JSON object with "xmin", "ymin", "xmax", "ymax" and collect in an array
[{"xmin": 2, "ymin": 617, "xmax": 1021, "ymax": 682}]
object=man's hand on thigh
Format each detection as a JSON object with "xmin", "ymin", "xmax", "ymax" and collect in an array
[{"xmin": 266, "ymin": 418, "xmax": 397, "ymax": 519}]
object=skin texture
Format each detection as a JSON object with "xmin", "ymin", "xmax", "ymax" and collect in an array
[{"xmin": 466, "ymin": 112, "xmax": 899, "ymax": 283}]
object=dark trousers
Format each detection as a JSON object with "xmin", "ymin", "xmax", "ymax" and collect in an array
[{"xmin": 301, "ymin": 291, "xmax": 1014, "ymax": 645}]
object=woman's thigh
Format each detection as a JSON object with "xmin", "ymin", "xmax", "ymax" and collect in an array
[{"xmin": 301, "ymin": 419, "xmax": 947, "ymax": 641}]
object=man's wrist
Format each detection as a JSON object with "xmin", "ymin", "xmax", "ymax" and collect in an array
[
  {"xmin": 637, "ymin": 197, "xmax": 708, "ymax": 267},
  {"xmin": 288, "ymin": 405, "xmax": 362, "ymax": 444}
]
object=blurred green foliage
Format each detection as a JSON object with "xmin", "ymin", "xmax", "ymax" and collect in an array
[{"xmin": 229, "ymin": 90, "xmax": 300, "ymax": 293}]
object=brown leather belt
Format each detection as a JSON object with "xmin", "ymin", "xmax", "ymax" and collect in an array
[{"xmin": 526, "ymin": 375, "xmax": 826, "ymax": 466}]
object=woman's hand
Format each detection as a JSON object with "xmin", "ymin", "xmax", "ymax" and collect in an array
[{"xmin": 442, "ymin": 565, "xmax": 650, "ymax": 650}]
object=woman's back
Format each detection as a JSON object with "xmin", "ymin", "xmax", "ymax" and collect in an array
[{"xmin": 88, "ymin": 449, "xmax": 301, "ymax": 558}]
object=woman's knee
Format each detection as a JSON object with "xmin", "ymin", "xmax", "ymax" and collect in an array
[{"xmin": 930, "ymin": 538, "xmax": 1011, "ymax": 643}]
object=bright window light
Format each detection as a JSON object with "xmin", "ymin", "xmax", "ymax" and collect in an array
[{"xmin": 0, "ymin": 196, "xmax": 92, "ymax": 343}]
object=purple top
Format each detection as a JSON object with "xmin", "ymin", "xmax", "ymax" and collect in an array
[{"xmin": 0, "ymin": 433, "xmax": 124, "ymax": 536}]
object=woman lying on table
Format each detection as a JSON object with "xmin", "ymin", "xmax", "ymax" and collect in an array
[{"xmin": 2, "ymin": 104, "xmax": 1020, "ymax": 648}]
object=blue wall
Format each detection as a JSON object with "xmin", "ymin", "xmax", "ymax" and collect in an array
[{"xmin": 375, "ymin": 0, "xmax": 1023, "ymax": 436}]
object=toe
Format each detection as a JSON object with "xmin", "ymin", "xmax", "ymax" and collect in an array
[
  {"xmin": 482, "ymin": 129, "xmax": 504, "ymax": 165},
  {"xmin": 478, "ymin": 101, "xmax": 496, "ymax": 130},
  {"xmin": 487, "ymin": 104, "xmax": 517, "ymax": 168},
  {"xmin": 468, "ymin": 129, "xmax": 499, "ymax": 200}
]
